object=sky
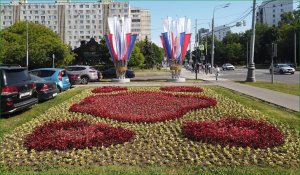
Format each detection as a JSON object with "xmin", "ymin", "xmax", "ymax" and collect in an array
[{"xmin": 1, "ymin": 0, "xmax": 299, "ymax": 47}]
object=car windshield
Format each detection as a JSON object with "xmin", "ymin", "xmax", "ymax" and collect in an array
[
  {"xmin": 279, "ymin": 64, "xmax": 289, "ymax": 67},
  {"xmin": 5, "ymin": 69, "xmax": 29, "ymax": 85}
]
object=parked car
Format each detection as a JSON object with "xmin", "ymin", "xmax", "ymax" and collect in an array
[
  {"xmin": 101, "ymin": 68, "xmax": 135, "ymax": 79},
  {"xmin": 29, "ymin": 68, "xmax": 71, "ymax": 92},
  {"xmin": 269, "ymin": 64, "xmax": 295, "ymax": 74},
  {"xmin": 0, "ymin": 66, "xmax": 38, "ymax": 115},
  {"xmin": 29, "ymin": 74, "xmax": 59, "ymax": 102},
  {"xmin": 222, "ymin": 63, "xmax": 235, "ymax": 70},
  {"xmin": 66, "ymin": 65, "xmax": 102, "ymax": 84},
  {"xmin": 67, "ymin": 73, "xmax": 82, "ymax": 86}
]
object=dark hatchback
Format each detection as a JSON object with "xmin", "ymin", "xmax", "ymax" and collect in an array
[
  {"xmin": 101, "ymin": 68, "xmax": 135, "ymax": 79},
  {"xmin": 0, "ymin": 67, "xmax": 38, "ymax": 115},
  {"xmin": 67, "ymin": 73, "xmax": 82, "ymax": 86},
  {"xmin": 30, "ymin": 74, "xmax": 59, "ymax": 102}
]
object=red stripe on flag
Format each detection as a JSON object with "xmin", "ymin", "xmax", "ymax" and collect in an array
[
  {"xmin": 108, "ymin": 33, "xmax": 118, "ymax": 60},
  {"xmin": 181, "ymin": 34, "xmax": 191, "ymax": 61}
]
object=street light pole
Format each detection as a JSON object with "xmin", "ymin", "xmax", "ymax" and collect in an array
[
  {"xmin": 211, "ymin": 3, "xmax": 230, "ymax": 73},
  {"xmin": 26, "ymin": 16, "xmax": 28, "ymax": 67},
  {"xmin": 246, "ymin": 0, "xmax": 257, "ymax": 82},
  {"xmin": 19, "ymin": 2, "xmax": 29, "ymax": 68}
]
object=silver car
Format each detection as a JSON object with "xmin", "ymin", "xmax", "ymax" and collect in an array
[
  {"xmin": 269, "ymin": 64, "xmax": 295, "ymax": 74},
  {"xmin": 66, "ymin": 65, "xmax": 101, "ymax": 84}
]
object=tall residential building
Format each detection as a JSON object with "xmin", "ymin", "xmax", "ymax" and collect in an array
[
  {"xmin": 214, "ymin": 25, "xmax": 231, "ymax": 41},
  {"xmin": 256, "ymin": 0, "xmax": 293, "ymax": 27},
  {"xmin": 0, "ymin": 1, "xmax": 151, "ymax": 49},
  {"xmin": 130, "ymin": 7, "xmax": 151, "ymax": 41}
]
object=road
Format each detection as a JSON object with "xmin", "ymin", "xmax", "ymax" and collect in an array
[{"xmin": 218, "ymin": 68, "xmax": 299, "ymax": 84}]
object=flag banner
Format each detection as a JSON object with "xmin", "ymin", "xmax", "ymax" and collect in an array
[
  {"xmin": 160, "ymin": 17, "xmax": 192, "ymax": 62},
  {"xmin": 105, "ymin": 17, "xmax": 137, "ymax": 63}
]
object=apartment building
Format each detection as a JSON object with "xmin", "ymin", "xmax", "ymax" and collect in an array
[
  {"xmin": 0, "ymin": 0, "xmax": 151, "ymax": 49},
  {"xmin": 256, "ymin": 0, "xmax": 293, "ymax": 27},
  {"xmin": 130, "ymin": 7, "xmax": 151, "ymax": 41}
]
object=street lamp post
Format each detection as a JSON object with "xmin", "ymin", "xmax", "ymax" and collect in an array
[
  {"xmin": 52, "ymin": 54, "xmax": 55, "ymax": 68},
  {"xmin": 246, "ymin": 0, "xmax": 257, "ymax": 82},
  {"xmin": 26, "ymin": 15, "xmax": 28, "ymax": 68},
  {"xmin": 19, "ymin": 2, "xmax": 29, "ymax": 68},
  {"xmin": 211, "ymin": 3, "xmax": 230, "ymax": 73}
]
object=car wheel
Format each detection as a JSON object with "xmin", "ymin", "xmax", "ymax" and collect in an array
[
  {"xmin": 291, "ymin": 72, "xmax": 294, "ymax": 74},
  {"xmin": 279, "ymin": 70, "xmax": 284, "ymax": 74},
  {"xmin": 81, "ymin": 76, "xmax": 89, "ymax": 84}
]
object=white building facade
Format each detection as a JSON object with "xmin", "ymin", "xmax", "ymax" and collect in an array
[
  {"xmin": 0, "ymin": 0, "xmax": 150, "ymax": 49},
  {"xmin": 256, "ymin": 0, "xmax": 293, "ymax": 27},
  {"xmin": 214, "ymin": 25, "xmax": 231, "ymax": 41}
]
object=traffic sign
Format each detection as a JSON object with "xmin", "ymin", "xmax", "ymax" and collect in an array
[{"xmin": 199, "ymin": 44, "xmax": 204, "ymax": 51}]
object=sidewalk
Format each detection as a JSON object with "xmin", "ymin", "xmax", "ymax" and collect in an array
[{"xmin": 181, "ymin": 69, "xmax": 299, "ymax": 112}]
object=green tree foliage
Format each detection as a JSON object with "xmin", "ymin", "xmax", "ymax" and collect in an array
[
  {"xmin": 142, "ymin": 36, "xmax": 155, "ymax": 69},
  {"xmin": 0, "ymin": 21, "xmax": 74, "ymax": 69},
  {"xmin": 151, "ymin": 43, "xmax": 164, "ymax": 66},
  {"xmin": 128, "ymin": 46, "xmax": 144, "ymax": 68}
]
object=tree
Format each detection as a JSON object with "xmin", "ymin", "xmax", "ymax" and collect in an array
[
  {"xmin": 128, "ymin": 46, "xmax": 144, "ymax": 68},
  {"xmin": 151, "ymin": 43, "xmax": 164, "ymax": 66},
  {"xmin": 0, "ymin": 21, "xmax": 74, "ymax": 69},
  {"xmin": 99, "ymin": 37, "xmax": 113, "ymax": 65},
  {"xmin": 142, "ymin": 36, "xmax": 155, "ymax": 69}
]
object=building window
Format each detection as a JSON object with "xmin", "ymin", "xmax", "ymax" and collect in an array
[
  {"xmin": 85, "ymin": 5, "xmax": 89, "ymax": 8},
  {"xmin": 273, "ymin": 9, "xmax": 275, "ymax": 13},
  {"xmin": 273, "ymin": 14, "xmax": 275, "ymax": 18},
  {"xmin": 80, "ymin": 5, "xmax": 83, "ymax": 8},
  {"xmin": 80, "ymin": 31, "xmax": 84, "ymax": 34},
  {"xmin": 281, "ymin": 9, "xmax": 284, "ymax": 12}
]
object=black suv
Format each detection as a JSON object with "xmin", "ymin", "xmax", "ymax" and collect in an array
[{"xmin": 0, "ymin": 66, "xmax": 38, "ymax": 115}]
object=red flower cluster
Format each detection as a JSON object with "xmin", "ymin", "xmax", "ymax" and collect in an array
[
  {"xmin": 24, "ymin": 119, "xmax": 135, "ymax": 151},
  {"xmin": 160, "ymin": 86, "xmax": 204, "ymax": 93},
  {"xmin": 92, "ymin": 86, "xmax": 128, "ymax": 93},
  {"xmin": 182, "ymin": 118, "xmax": 284, "ymax": 149},
  {"xmin": 70, "ymin": 91, "xmax": 217, "ymax": 123}
]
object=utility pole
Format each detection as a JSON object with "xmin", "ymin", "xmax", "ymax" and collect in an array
[
  {"xmin": 271, "ymin": 43, "xmax": 277, "ymax": 84},
  {"xmin": 294, "ymin": 29, "xmax": 297, "ymax": 68},
  {"xmin": 246, "ymin": 40, "xmax": 249, "ymax": 68},
  {"xmin": 195, "ymin": 19, "xmax": 198, "ymax": 80},
  {"xmin": 246, "ymin": 0, "xmax": 256, "ymax": 82}
]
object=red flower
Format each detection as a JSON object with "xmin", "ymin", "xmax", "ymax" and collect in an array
[
  {"xmin": 182, "ymin": 118, "xmax": 284, "ymax": 149},
  {"xmin": 92, "ymin": 86, "xmax": 128, "ymax": 93},
  {"xmin": 70, "ymin": 91, "xmax": 217, "ymax": 123},
  {"xmin": 24, "ymin": 119, "xmax": 135, "ymax": 151},
  {"xmin": 160, "ymin": 86, "xmax": 204, "ymax": 92}
]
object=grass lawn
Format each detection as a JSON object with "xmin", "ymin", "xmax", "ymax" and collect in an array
[
  {"xmin": 0, "ymin": 86, "xmax": 299, "ymax": 175},
  {"xmin": 236, "ymin": 81, "xmax": 299, "ymax": 96}
]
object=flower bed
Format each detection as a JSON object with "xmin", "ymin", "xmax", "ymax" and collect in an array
[
  {"xmin": 160, "ymin": 86, "xmax": 203, "ymax": 92},
  {"xmin": 0, "ymin": 87, "xmax": 298, "ymax": 169},
  {"xmin": 69, "ymin": 91, "xmax": 217, "ymax": 123},
  {"xmin": 91, "ymin": 86, "xmax": 128, "ymax": 93},
  {"xmin": 24, "ymin": 119, "xmax": 135, "ymax": 151},
  {"xmin": 182, "ymin": 118, "xmax": 284, "ymax": 149}
]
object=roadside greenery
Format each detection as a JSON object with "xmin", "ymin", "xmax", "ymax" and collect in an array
[
  {"xmin": 236, "ymin": 81, "xmax": 299, "ymax": 96},
  {"xmin": 190, "ymin": 9, "xmax": 299, "ymax": 67},
  {"xmin": 0, "ymin": 22, "xmax": 75, "ymax": 69}
]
